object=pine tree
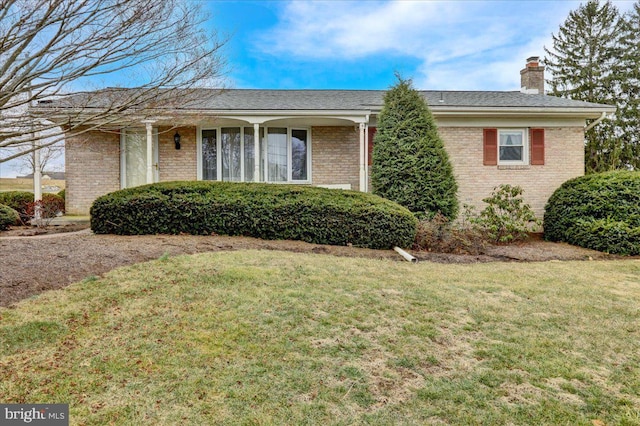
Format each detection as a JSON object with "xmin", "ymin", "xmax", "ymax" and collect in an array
[
  {"xmin": 544, "ymin": 0, "xmax": 623, "ymax": 173},
  {"xmin": 616, "ymin": 1, "xmax": 640, "ymax": 170},
  {"xmin": 371, "ymin": 76, "xmax": 458, "ymax": 219}
]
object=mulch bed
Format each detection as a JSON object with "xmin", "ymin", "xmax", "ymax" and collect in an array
[{"xmin": 0, "ymin": 226, "xmax": 618, "ymax": 308}]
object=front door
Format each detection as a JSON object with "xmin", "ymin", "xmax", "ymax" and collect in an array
[{"xmin": 121, "ymin": 128, "xmax": 159, "ymax": 188}]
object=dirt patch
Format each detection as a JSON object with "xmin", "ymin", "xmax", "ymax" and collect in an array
[
  {"xmin": 0, "ymin": 228, "xmax": 620, "ymax": 308},
  {"xmin": 1, "ymin": 224, "xmax": 89, "ymax": 237}
]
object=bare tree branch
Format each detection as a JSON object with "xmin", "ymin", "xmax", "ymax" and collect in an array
[{"xmin": 0, "ymin": 0, "xmax": 227, "ymax": 163}]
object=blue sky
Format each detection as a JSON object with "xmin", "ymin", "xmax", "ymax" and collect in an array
[{"xmin": 206, "ymin": 0, "xmax": 635, "ymax": 91}]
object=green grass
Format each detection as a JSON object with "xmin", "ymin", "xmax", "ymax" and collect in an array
[{"xmin": 1, "ymin": 251, "xmax": 640, "ymax": 425}]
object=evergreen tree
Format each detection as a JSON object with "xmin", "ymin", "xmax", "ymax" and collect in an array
[
  {"xmin": 616, "ymin": 1, "xmax": 640, "ymax": 170},
  {"xmin": 371, "ymin": 76, "xmax": 458, "ymax": 219},
  {"xmin": 544, "ymin": 0, "xmax": 623, "ymax": 173}
]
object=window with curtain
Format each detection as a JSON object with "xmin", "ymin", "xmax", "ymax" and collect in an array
[
  {"xmin": 267, "ymin": 127, "xmax": 288, "ymax": 182},
  {"xmin": 499, "ymin": 130, "xmax": 525, "ymax": 164},
  {"xmin": 221, "ymin": 127, "xmax": 241, "ymax": 181},
  {"xmin": 202, "ymin": 129, "xmax": 217, "ymax": 180},
  {"xmin": 291, "ymin": 129, "xmax": 308, "ymax": 181},
  {"xmin": 201, "ymin": 127, "xmax": 309, "ymax": 183}
]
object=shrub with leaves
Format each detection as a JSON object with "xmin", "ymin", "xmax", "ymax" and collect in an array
[
  {"xmin": 473, "ymin": 185, "xmax": 540, "ymax": 244},
  {"xmin": 90, "ymin": 181, "xmax": 418, "ymax": 249},
  {"xmin": 544, "ymin": 170, "xmax": 640, "ymax": 254},
  {"xmin": 41, "ymin": 193, "xmax": 65, "ymax": 217},
  {"xmin": 0, "ymin": 204, "xmax": 20, "ymax": 230},
  {"xmin": 371, "ymin": 75, "xmax": 458, "ymax": 219},
  {"xmin": 26, "ymin": 194, "xmax": 66, "ymax": 227}
]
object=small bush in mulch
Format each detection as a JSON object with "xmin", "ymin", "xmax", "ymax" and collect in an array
[
  {"xmin": 0, "ymin": 204, "xmax": 21, "ymax": 230},
  {"xmin": 413, "ymin": 186, "xmax": 541, "ymax": 254},
  {"xmin": 41, "ymin": 193, "xmax": 65, "ymax": 216},
  {"xmin": 413, "ymin": 211, "xmax": 486, "ymax": 255},
  {"xmin": 472, "ymin": 184, "xmax": 540, "ymax": 244},
  {"xmin": 90, "ymin": 181, "xmax": 418, "ymax": 250},
  {"xmin": 544, "ymin": 170, "xmax": 640, "ymax": 255}
]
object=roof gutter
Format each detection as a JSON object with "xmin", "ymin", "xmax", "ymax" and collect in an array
[{"xmin": 584, "ymin": 111, "xmax": 609, "ymax": 131}]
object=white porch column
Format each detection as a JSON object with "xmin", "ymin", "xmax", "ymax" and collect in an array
[
  {"xmin": 33, "ymin": 135, "xmax": 42, "ymax": 220},
  {"xmin": 253, "ymin": 123, "xmax": 260, "ymax": 182},
  {"xmin": 359, "ymin": 122, "xmax": 366, "ymax": 192},
  {"xmin": 142, "ymin": 120, "xmax": 155, "ymax": 184}
]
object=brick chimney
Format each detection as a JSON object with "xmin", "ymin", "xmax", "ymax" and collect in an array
[{"xmin": 520, "ymin": 56, "xmax": 545, "ymax": 94}]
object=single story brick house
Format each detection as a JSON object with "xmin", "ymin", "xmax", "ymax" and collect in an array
[{"xmin": 36, "ymin": 57, "xmax": 615, "ymax": 217}]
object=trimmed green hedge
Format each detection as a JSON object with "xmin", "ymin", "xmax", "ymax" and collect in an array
[
  {"xmin": 90, "ymin": 181, "xmax": 418, "ymax": 249},
  {"xmin": 0, "ymin": 191, "xmax": 33, "ymax": 221},
  {"xmin": 0, "ymin": 191, "xmax": 65, "ymax": 221},
  {"xmin": 0, "ymin": 204, "xmax": 20, "ymax": 230},
  {"xmin": 544, "ymin": 171, "xmax": 640, "ymax": 255}
]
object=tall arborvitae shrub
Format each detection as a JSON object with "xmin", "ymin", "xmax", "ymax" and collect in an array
[{"xmin": 371, "ymin": 76, "xmax": 458, "ymax": 219}]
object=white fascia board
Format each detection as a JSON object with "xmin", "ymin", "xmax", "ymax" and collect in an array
[
  {"xmin": 428, "ymin": 106, "xmax": 616, "ymax": 119},
  {"xmin": 435, "ymin": 116, "xmax": 588, "ymax": 128}
]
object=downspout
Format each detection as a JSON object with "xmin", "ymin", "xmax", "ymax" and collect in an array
[
  {"xmin": 585, "ymin": 112, "xmax": 608, "ymax": 132},
  {"xmin": 359, "ymin": 122, "xmax": 366, "ymax": 192},
  {"xmin": 363, "ymin": 115, "xmax": 369, "ymax": 192},
  {"xmin": 394, "ymin": 246, "xmax": 417, "ymax": 263}
]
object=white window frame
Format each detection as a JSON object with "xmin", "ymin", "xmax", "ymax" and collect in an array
[
  {"xmin": 497, "ymin": 129, "xmax": 528, "ymax": 166},
  {"xmin": 197, "ymin": 125, "xmax": 311, "ymax": 183}
]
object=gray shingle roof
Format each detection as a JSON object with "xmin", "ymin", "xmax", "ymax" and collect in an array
[
  {"xmin": 182, "ymin": 89, "xmax": 612, "ymax": 111},
  {"xmin": 37, "ymin": 88, "xmax": 614, "ymax": 112}
]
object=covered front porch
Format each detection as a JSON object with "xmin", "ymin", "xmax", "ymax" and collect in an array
[{"xmin": 65, "ymin": 113, "xmax": 375, "ymax": 215}]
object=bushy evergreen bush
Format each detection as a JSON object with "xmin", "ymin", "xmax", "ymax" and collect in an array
[
  {"xmin": 0, "ymin": 191, "xmax": 65, "ymax": 222},
  {"xmin": 544, "ymin": 171, "xmax": 640, "ymax": 254},
  {"xmin": 57, "ymin": 189, "xmax": 65, "ymax": 200},
  {"xmin": 0, "ymin": 191, "xmax": 33, "ymax": 221},
  {"xmin": 0, "ymin": 191, "xmax": 33, "ymax": 208},
  {"xmin": 90, "ymin": 181, "xmax": 418, "ymax": 249},
  {"xmin": 371, "ymin": 76, "xmax": 458, "ymax": 219},
  {"xmin": 0, "ymin": 204, "xmax": 20, "ymax": 230}
]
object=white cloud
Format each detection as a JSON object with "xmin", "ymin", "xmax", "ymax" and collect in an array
[{"xmin": 257, "ymin": 0, "xmax": 632, "ymax": 90}]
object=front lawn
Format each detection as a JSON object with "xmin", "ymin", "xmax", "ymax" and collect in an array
[{"xmin": 1, "ymin": 251, "xmax": 639, "ymax": 425}]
